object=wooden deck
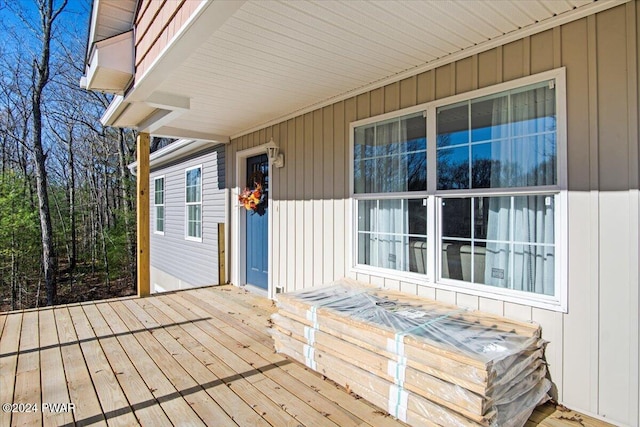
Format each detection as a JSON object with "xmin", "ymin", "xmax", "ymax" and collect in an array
[{"xmin": 0, "ymin": 285, "xmax": 613, "ymax": 427}]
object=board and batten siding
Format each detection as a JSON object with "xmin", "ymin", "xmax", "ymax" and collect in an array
[
  {"xmin": 228, "ymin": 3, "xmax": 639, "ymax": 426},
  {"xmin": 150, "ymin": 145, "xmax": 226, "ymax": 291}
]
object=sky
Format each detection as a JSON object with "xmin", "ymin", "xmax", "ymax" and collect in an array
[{"xmin": 0, "ymin": 0, "xmax": 92, "ymax": 59}]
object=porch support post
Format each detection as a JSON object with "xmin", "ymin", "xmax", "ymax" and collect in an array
[{"xmin": 137, "ymin": 132, "xmax": 150, "ymax": 297}]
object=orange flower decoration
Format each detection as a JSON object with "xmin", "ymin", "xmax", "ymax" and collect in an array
[{"xmin": 238, "ymin": 183, "xmax": 263, "ymax": 212}]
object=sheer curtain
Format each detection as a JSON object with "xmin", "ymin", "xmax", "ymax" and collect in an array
[{"xmin": 484, "ymin": 84, "xmax": 555, "ymax": 295}]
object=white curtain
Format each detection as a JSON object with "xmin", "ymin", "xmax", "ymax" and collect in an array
[{"xmin": 484, "ymin": 85, "xmax": 555, "ymax": 295}]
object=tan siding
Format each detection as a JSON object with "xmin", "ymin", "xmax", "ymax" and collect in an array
[
  {"xmin": 227, "ymin": 4, "xmax": 639, "ymax": 424},
  {"xmin": 416, "ymin": 70, "xmax": 435, "ymax": 104},
  {"xmin": 400, "ymin": 75, "xmax": 417, "ymax": 109},
  {"xmin": 435, "ymin": 63, "xmax": 453, "ymax": 99},
  {"xmin": 369, "ymin": 87, "xmax": 384, "ymax": 117},
  {"xmin": 384, "ymin": 81, "xmax": 400, "ymax": 113},
  {"xmin": 503, "ymin": 39, "xmax": 525, "ymax": 81},
  {"xmin": 530, "ymin": 30, "xmax": 555, "ymax": 75},
  {"xmin": 455, "ymin": 56, "xmax": 474, "ymax": 94},
  {"xmin": 134, "ymin": 0, "xmax": 201, "ymax": 83},
  {"xmin": 478, "ymin": 49, "xmax": 499, "ymax": 88}
]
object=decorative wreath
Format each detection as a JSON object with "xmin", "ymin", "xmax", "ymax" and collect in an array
[{"xmin": 238, "ymin": 182, "xmax": 264, "ymax": 212}]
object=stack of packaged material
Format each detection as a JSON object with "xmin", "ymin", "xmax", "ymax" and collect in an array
[{"xmin": 270, "ymin": 279, "xmax": 550, "ymax": 427}]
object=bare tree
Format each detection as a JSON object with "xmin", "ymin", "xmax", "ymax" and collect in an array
[{"xmin": 29, "ymin": 0, "xmax": 69, "ymax": 305}]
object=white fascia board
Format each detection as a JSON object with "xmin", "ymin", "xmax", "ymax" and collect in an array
[{"xmin": 100, "ymin": 95, "xmax": 126, "ymax": 126}]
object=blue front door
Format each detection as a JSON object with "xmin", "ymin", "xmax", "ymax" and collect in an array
[{"xmin": 245, "ymin": 154, "xmax": 269, "ymax": 289}]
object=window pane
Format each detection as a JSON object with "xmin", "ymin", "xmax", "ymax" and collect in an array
[
  {"xmin": 377, "ymin": 199, "xmax": 406, "ymax": 234},
  {"xmin": 408, "ymin": 199, "xmax": 426, "ymax": 236},
  {"xmin": 437, "ymin": 103, "xmax": 468, "ymax": 147},
  {"xmin": 471, "ymin": 94, "xmax": 509, "ymax": 142},
  {"xmin": 513, "ymin": 195, "xmax": 554, "ymax": 244},
  {"xmin": 482, "ymin": 242, "xmax": 511, "ymax": 287},
  {"xmin": 437, "ymin": 146, "xmax": 469, "ymax": 190},
  {"xmin": 357, "ymin": 198, "xmax": 427, "ymax": 274},
  {"xmin": 471, "ymin": 141, "xmax": 509, "ymax": 188},
  {"xmin": 354, "ymin": 113, "xmax": 426, "ymax": 194},
  {"xmin": 401, "ymin": 115, "xmax": 427, "ymax": 153},
  {"xmin": 513, "ymin": 244, "xmax": 554, "ymax": 295},
  {"xmin": 186, "ymin": 169, "xmax": 201, "ymax": 203},
  {"xmin": 156, "ymin": 205, "xmax": 164, "ymax": 233},
  {"xmin": 441, "ymin": 198, "xmax": 471, "ymax": 239},
  {"xmin": 408, "ymin": 237, "xmax": 427, "ymax": 274},
  {"xmin": 510, "ymin": 136, "xmax": 557, "ymax": 187},
  {"xmin": 354, "ymin": 125, "xmax": 375, "ymax": 163},
  {"xmin": 188, "ymin": 205, "xmax": 201, "ymax": 238},
  {"xmin": 357, "ymin": 200, "xmax": 376, "ymax": 232},
  {"xmin": 473, "ymin": 197, "xmax": 490, "ymax": 240},
  {"xmin": 481, "ymin": 196, "xmax": 511, "ymax": 241},
  {"xmin": 511, "ymin": 83, "xmax": 556, "ymax": 136},
  {"xmin": 436, "ymin": 80, "xmax": 557, "ymax": 191},
  {"xmin": 442, "ymin": 240, "xmax": 465, "ymax": 280},
  {"xmin": 155, "ymin": 178, "xmax": 164, "ymax": 204},
  {"xmin": 376, "ymin": 120, "xmax": 400, "ymax": 156}
]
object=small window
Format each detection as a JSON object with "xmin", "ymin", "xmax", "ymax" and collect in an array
[
  {"xmin": 185, "ymin": 166, "xmax": 202, "ymax": 240},
  {"xmin": 154, "ymin": 177, "xmax": 165, "ymax": 234}
]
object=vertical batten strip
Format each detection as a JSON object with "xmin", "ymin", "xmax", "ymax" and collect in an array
[{"xmin": 625, "ymin": 2, "xmax": 640, "ymax": 425}]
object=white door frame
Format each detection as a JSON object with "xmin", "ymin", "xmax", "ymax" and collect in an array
[{"xmin": 234, "ymin": 144, "xmax": 273, "ymax": 298}]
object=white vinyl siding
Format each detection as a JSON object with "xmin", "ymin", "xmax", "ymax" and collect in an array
[
  {"xmin": 149, "ymin": 146, "xmax": 226, "ymax": 289},
  {"xmin": 185, "ymin": 165, "xmax": 202, "ymax": 241},
  {"xmin": 351, "ymin": 69, "xmax": 567, "ymax": 312}
]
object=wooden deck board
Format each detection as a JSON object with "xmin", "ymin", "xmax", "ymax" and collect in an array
[
  {"xmin": 125, "ymin": 298, "xmax": 273, "ymax": 427},
  {"xmin": 0, "ymin": 285, "xmax": 615, "ymax": 427},
  {"xmin": 161, "ymin": 292, "xmax": 365, "ymax": 427},
  {"xmin": 13, "ymin": 311, "xmax": 41, "ymax": 427},
  {"xmin": 54, "ymin": 306, "xmax": 107, "ymax": 426},
  {"xmin": 38, "ymin": 308, "xmax": 74, "ymax": 427},
  {"xmin": 0, "ymin": 312, "xmax": 22, "ymax": 427},
  {"xmin": 176, "ymin": 289, "xmax": 400, "ymax": 427},
  {"xmin": 82, "ymin": 303, "xmax": 173, "ymax": 426},
  {"xmin": 67, "ymin": 305, "xmax": 138, "ymax": 426},
  {"xmin": 106, "ymin": 303, "xmax": 236, "ymax": 425}
]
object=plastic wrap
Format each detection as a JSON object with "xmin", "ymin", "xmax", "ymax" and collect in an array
[{"xmin": 272, "ymin": 279, "xmax": 549, "ymax": 427}]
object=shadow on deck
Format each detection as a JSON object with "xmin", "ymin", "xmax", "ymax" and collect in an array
[{"xmin": 0, "ymin": 285, "xmax": 613, "ymax": 427}]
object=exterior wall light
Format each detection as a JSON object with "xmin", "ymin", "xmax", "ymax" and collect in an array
[{"xmin": 265, "ymin": 137, "xmax": 284, "ymax": 168}]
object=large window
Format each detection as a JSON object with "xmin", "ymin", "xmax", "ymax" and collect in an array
[
  {"xmin": 154, "ymin": 176, "xmax": 165, "ymax": 234},
  {"xmin": 352, "ymin": 70, "xmax": 566, "ymax": 310},
  {"xmin": 185, "ymin": 166, "xmax": 202, "ymax": 241}
]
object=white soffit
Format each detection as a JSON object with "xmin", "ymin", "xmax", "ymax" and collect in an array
[
  {"xmin": 117, "ymin": 0, "xmax": 625, "ymax": 140},
  {"xmin": 87, "ymin": 0, "xmax": 136, "ymax": 56}
]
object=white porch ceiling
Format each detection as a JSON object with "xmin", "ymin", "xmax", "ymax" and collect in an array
[{"xmin": 107, "ymin": 0, "xmax": 622, "ymax": 141}]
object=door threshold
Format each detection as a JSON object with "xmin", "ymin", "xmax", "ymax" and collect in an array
[{"xmin": 241, "ymin": 283, "xmax": 268, "ymax": 298}]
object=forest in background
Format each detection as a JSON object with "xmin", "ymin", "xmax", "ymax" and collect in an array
[{"xmin": 0, "ymin": 0, "xmax": 171, "ymax": 311}]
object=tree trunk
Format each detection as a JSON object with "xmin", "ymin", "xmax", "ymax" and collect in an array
[
  {"xmin": 116, "ymin": 129, "xmax": 136, "ymax": 289},
  {"xmin": 30, "ymin": 0, "xmax": 68, "ymax": 306}
]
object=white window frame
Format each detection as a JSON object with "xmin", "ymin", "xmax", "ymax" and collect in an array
[
  {"xmin": 154, "ymin": 176, "xmax": 165, "ymax": 235},
  {"xmin": 349, "ymin": 68, "xmax": 567, "ymax": 312},
  {"xmin": 185, "ymin": 165, "xmax": 203, "ymax": 242}
]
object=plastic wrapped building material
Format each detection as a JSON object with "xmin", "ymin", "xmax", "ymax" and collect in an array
[{"xmin": 271, "ymin": 278, "xmax": 550, "ymax": 427}]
